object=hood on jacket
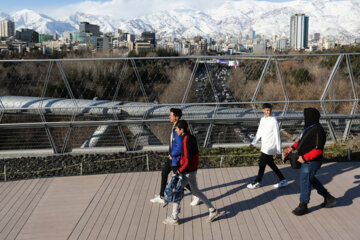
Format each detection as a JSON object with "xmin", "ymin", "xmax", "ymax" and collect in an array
[{"xmin": 304, "ymin": 107, "xmax": 320, "ymax": 127}]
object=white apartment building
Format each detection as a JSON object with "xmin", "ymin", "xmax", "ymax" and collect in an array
[
  {"xmin": 0, "ymin": 20, "xmax": 15, "ymax": 38},
  {"xmin": 290, "ymin": 14, "xmax": 309, "ymax": 50}
]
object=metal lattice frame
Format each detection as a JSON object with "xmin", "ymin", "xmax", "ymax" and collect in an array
[{"xmin": 0, "ymin": 53, "xmax": 359, "ymax": 156}]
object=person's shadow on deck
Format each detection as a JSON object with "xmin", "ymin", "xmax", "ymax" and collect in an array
[
  {"xmin": 181, "ymin": 162, "xmax": 360, "ymax": 224},
  {"xmin": 329, "ymin": 174, "xmax": 360, "ymax": 208}
]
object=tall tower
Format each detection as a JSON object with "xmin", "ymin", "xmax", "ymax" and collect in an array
[
  {"xmin": 290, "ymin": 14, "xmax": 309, "ymax": 50},
  {"xmin": 0, "ymin": 20, "xmax": 15, "ymax": 38},
  {"xmin": 238, "ymin": 32, "xmax": 242, "ymax": 44}
]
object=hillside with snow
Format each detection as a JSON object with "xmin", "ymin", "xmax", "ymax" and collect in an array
[{"xmin": 0, "ymin": 0, "xmax": 358, "ymax": 39}]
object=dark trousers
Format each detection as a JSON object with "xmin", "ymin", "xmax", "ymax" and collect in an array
[
  {"xmin": 300, "ymin": 160, "xmax": 328, "ymax": 203},
  {"xmin": 159, "ymin": 159, "xmax": 191, "ymax": 197},
  {"xmin": 255, "ymin": 152, "xmax": 285, "ymax": 183}
]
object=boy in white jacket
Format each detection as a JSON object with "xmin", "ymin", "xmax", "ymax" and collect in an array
[{"xmin": 247, "ymin": 103, "xmax": 288, "ymax": 189}]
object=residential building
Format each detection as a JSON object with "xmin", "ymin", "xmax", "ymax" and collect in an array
[
  {"xmin": 290, "ymin": 14, "xmax": 309, "ymax": 50},
  {"xmin": 39, "ymin": 34, "xmax": 53, "ymax": 43},
  {"xmin": 276, "ymin": 38, "xmax": 289, "ymax": 52},
  {"xmin": 16, "ymin": 29, "xmax": 39, "ymax": 43},
  {"xmin": 0, "ymin": 20, "xmax": 15, "ymax": 38},
  {"xmin": 141, "ymin": 31, "xmax": 156, "ymax": 46},
  {"xmin": 79, "ymin": 22, "xmax": 100, "ymax": 37},
  {"xmin": 134, "ymin": 40, "xmax": 152, "ymax": 53}
]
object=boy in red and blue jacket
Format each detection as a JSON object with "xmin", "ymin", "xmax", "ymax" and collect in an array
[{"xmin": 163, "ymin": 120, "xmax": 220, "ymax": 225}]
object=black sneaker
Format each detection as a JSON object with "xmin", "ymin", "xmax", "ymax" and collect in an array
[
  {"xmin": 292, "ymin": 202, "xmax": 308, "ymax": 216},
  {"xmin": 321, "ymin": 193, "xmax": 336, "ymax": 208}
]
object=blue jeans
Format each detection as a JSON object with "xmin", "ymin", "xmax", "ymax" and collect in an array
[{"xmin": 299, "ymin": 160, "xmax": 328, "ymax": 203}]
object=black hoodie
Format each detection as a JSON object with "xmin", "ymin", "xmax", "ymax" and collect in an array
[{"xmin": 292, "ymin": 108, "xmax": 326, "ymax": 161}]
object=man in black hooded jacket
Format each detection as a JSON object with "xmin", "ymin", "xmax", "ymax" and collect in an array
[{"xmin": 285, "ymin": 108, "xmax": 336, "ymax": 215}]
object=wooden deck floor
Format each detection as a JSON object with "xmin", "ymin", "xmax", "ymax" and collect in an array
[{"xmin": 0, "ymin": 162, "xmax": 359, "ymax": 240}]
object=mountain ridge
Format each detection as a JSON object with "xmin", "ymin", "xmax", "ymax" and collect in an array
[{"xmin": 0, "ymin": 0, "xmax": 358, "ymax": 40}]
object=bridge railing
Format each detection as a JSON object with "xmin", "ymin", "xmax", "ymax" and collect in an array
[{"xmin": 0, "ymin": 53, "xmax": 359, "ymax": 156}]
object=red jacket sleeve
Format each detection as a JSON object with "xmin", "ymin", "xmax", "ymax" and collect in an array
[
  {"xmin": 303, "ymin": 149, "xmax": 323, "ymax": 161},
  {"xmin": 292, "ymin": 141, "xmax": 299, "ymax": 150},
  {"xmin": 179, "ymin": 136, "xmax": 188, "ymax": 173}
]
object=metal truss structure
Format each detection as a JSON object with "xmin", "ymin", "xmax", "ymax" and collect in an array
[{"xmin": 0, "ymin": 53, "xmax": 359, "ymax": 156}]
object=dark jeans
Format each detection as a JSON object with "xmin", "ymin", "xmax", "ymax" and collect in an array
[
  {"xmin": 159, "ymin": 159, "xmax": 191, "ymax": 197},
  {"xmin": 255, "ymin": 152, "xmax": 285, "ymax": 183},
  {"xmin": 299, "ymin": 160, "xmax": 328, "ymax": 203}
]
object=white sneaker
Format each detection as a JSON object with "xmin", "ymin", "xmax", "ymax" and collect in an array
[
  {"xmin": 150, "ymin": 195, "xmax": 165, "ymax": 203},
  {"xmin": 206, "ymin": 209, "xmax": 220, "ymax": 223},
  {"xmin": 247, "ymin": 182, "xmax": 261, "ymax": 189},
  {"xmin": 163, "ymin": 216, "xmax": 179, "ymax": 225},
  {"xmin": 273, "ymin": 179, "xmax": 288, "ymax": 188},
  {"xmin": 190, "ymin": 196, "xmax": 201, "ymax": 206}
]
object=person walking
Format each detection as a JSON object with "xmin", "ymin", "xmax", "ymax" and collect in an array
[
  {"xmin": 247, "ymin": 103, "xmax": 288, "ymax": 189},
  {"xmin": 163, "ymin": 120, "xmax": 219, "ymax": 225},
  {"xmin": 286, "ymin": 107, "xmax": 336, "ymax": 216},
  {"xmin": 150, "ymin": 108, "xmax": 200, "ymax": 206}
]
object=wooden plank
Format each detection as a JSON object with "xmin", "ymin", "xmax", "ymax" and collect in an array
[
  {"xmin": 5, "ymin": 178, "xmax": 51, "ymax": 240},
  {"xmin": 95, "ymin": 172, "xmax": 134, "ymax": 239},
  {"xmin": 154, "ymin": 173, "xmax": 172, "ymax": 240},
  {"xmin": 143, "ymin": 172, "xmax": 162, "ymax": 240},
  {"xmin": 116, "ymin": 172, "xmax": 147, "ymax": 239},
  {"xmin": 0, "ymin": 181, "xmax": 16, "ymax": 200},
  {"xmin": 316, "ymin": 162, "xmax": 360, "ymax": 239},
  {"xmin": 0, "ymin": 163, "xmax": 358, "ymax": 240},
  {"xmin": 106, "ymin": 172, "xmax": 142, "ymax": 239},
  {"xmin": 124, "ymin": 172, "xmax": 155, "ymax": 240},
  {"xmin": 77, "ymin": 174, "xmax": 121, "ymax": 240},
  {"xmin": 179, "ymin": 188, "xmax": 192, "ymax": 240},
  {"xmin": 0, "ymin": 179, "xmax": 37, "ymax": 233},
  {"xmin": 221, "ymin": 167, "xmax": 252, "ymax": 240},
  {"xmin": 134, "ymin": 171, "xmax": 161, "ymax": 240},
  {"xmin": 207, "ymin": 168, "xmax": 234, "ymax": 240},
  {"xmin": 256, "ymin": 165, "xmax": 302, "ymax": 240},
  {"xmin": 0, "ymin": 180, "xmax": 30, "ymax": 215},
  {"xmin": 17, "ymin": 175, "xmax": 107, "ymax": 240},
  {"xmin": 86, "ymin": 173, "xmax": 127, "ymax": 240},
  {"xmin": 197, "ymin": 169, "xmax": 214, "ymax": 240},
  {"xmin": 67, "ymin": 174, "xmax": 115, "ymax": 240},
  {"xmin": 235, "ymin": 166, "xmax": 272, "ymax": 240},
  {"xmin": 213, "ymin": 168, "xmax": 244, "ymax": 240},
  {"xmin": 226, "ymin": 167, "xmax": 261, "ymax": 240},
  {"xmin": 243, "ymin": 165, "xmax": 286, "ymax": 240},
  {"xmin": 202, "ymin": 168, "xmax": 223, "ymax": 240},
  {"xmin": 1, "ymin": 178, "xmax": 51, "ymax": 240},
  {"xmin": 188, "ymin": 170, "xmax": 204, "ymax": 240}
]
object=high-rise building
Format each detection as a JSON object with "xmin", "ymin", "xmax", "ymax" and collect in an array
[
  {"xmin": 290, "ymin": 14, "xmax": 309, "ymax": 50},
  {"xmin": 79, "ymin": 22, "xmax": 100, "ymax": 37},
  {"xmin": 16, "ymin": 29, "xmax": 39, "ymax": 43},
  {"xmin": 238, "ymin": 32, "xmax": 242, "ymax": 44},
  {"xmin": 0, "ymin": 20, "xmax": 15, "ymax": 38},
  {"xmin": 141, "ymin": 31, "xmax": 156, "ymax": 46}
]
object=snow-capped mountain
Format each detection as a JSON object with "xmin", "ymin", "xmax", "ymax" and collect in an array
[
  {"xmin": 0, "ymin": 0, "xmax": 359, "ymax": 39},
  {"xmin": 0, "ymin": 9, "xmax": 76, "ymax": 35},
  {"xmin": 60, "ymin": 12, "xmax": 118, "ymax": 33}
]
